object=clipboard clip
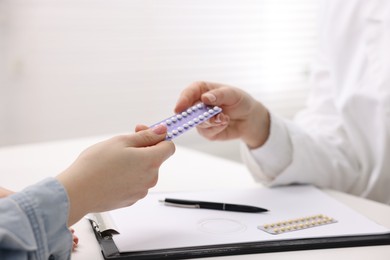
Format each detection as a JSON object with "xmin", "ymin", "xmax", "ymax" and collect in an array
[
  {"xmin": 89, "ymin": 219, "xmax": 105, "ymax": 237},
  {"xmin": 85, "ymin": 213, "xmax": 119, "ymax": 239}
]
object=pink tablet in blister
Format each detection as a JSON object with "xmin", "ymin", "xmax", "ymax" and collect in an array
[{"xmin": 150, "ymin": 103, "xmax": 222, "ymax": 140}]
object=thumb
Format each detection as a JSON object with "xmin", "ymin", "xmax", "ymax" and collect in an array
[
  {"xmin": 201, "ymin": 87, "xmax": 241, "ymax": 107},
  {"xmin": 128, "ymin": 124, "xmax": 168, "ymax": 147}
]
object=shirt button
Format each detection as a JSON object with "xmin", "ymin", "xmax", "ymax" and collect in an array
[{"xmin": 48, "ymin": 255, "xmax": 55, "ymax": 260}]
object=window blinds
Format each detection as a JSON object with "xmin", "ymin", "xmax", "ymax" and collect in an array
[{"xmin": 0, "ymin": 0, "xmax": 319, "ymax": 148}]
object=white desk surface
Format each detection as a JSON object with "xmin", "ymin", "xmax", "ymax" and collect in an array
[{"xmin": 1, "ymin": 135, "xmax": 390, "ymax": 259}]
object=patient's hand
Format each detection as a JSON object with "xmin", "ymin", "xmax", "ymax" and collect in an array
[
  {"xmin": 70, "ymin": 228, "xmax": 79, "ymax": 251},
  {"xmin": 0, "ymin": 187, "xmax": 14, "ymax": 198}
]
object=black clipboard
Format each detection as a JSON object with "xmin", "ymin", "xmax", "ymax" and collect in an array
[
  {"xmin": 88, "ymin": 185, "xmax": 390, "ymax": 259},
  {"xmin": 89, "ymin": 220, "xmax": 390, "ymax": 260}
]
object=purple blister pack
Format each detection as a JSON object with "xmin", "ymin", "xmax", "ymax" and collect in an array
[{"xmin": 151, "ymin": 102, "xmax": 222, "ymax": 140}]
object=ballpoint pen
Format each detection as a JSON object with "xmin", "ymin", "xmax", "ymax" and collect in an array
[{"xmin": 159, "ymin": 198, "xmax": 268, "ymax": 213}]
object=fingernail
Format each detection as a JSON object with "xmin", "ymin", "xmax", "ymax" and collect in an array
[
  {"xmin": 152, "ymin": 124, "xmax": 167, "ymax": 135},
  {"xmin": 203, "ymin": 93, "xmax": 217, "ymax": 103}
]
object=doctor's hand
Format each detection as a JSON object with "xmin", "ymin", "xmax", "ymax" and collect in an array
[
  {"xmin": 56, "ymin": 124, "xmax": 175, "ymax": 226},
  {"xmin": 175, "ymin": 81, "xmax": 270, "ymax": 149}
]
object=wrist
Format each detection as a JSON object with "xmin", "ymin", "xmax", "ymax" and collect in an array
[
  {"xmin": 0, "ymin": 187, "xmax": 14, "ymax": 198},
  {"xmin": 241, "ymin": 102, "xmax": 270, "ymax": 149},
  {"xmin": 56, "ymin": 169, "xmax": 90, "ymax": 226}
]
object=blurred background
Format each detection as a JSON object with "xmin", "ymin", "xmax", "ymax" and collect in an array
[{"xmin": 0, "ymin": 0, "xmax": 319, "ymax": 162}]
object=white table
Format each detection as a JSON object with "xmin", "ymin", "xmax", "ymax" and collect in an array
[{"xmin": 1, "ymin": 135, "xmax": 390, "ymax": 259}]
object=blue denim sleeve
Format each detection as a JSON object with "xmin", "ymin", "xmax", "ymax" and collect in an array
[{"xmin": 0, "ymin": 178, "xmax": 72, "ymax": 260}]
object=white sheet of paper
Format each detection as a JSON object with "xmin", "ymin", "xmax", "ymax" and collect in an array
[{"xmin": 107, "ymin": 185, "xmax": 389, "ymax": 252}]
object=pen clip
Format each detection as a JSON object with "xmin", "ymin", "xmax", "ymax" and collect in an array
[
  {"xmin": 159, "ymin": 199, "xmax": 201, "ymax": 209},
  {"xmin": 163, "ymin": 201, "xmax": 201, "ymax": 209}
]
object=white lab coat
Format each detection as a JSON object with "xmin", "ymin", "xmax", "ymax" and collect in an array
[{"xmin": 241, "ymin": 0, "xmax": 390, "ymax": 204}]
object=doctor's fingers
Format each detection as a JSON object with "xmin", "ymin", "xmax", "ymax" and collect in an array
[
  {"xmin": 175, "ymin": 81, "xmax": 225, "ymax": 113},
  {"xmin": 200, "ymin": 86, "xmax": 245, "ymax": 109},
  {"xmin": 196, "ymin": 122, "xmax": 230, "ymax": 141},
  {"xmin": 197, "ymin": 113, "xmax": 229, "ymax": 129}
]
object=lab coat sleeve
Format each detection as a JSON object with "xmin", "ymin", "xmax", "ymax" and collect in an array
[
  {"xmin": 240, "ymin": 112, "xmax": 293, "ymax": 185},
  {"xmin": 241, "ymin": 0, "xmax": 364, "ymax": 194},
  {"xmin": 0, "ymin": 178, "xmax": 72, "ymax": 260},
  {"xmin": 241, "ymin": 96, "xmax": 362, "ymax": 194}
]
